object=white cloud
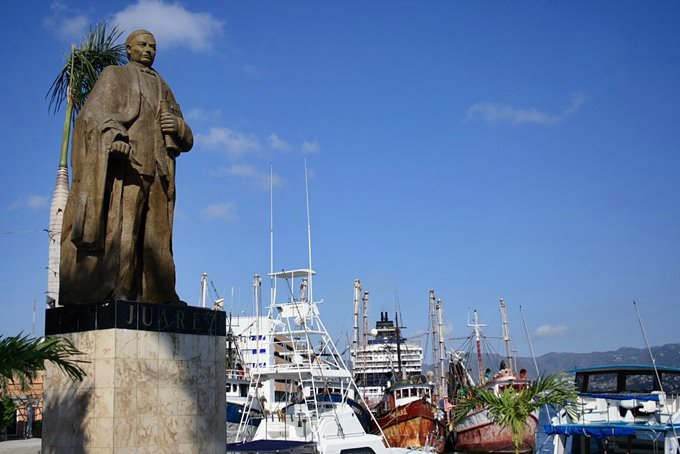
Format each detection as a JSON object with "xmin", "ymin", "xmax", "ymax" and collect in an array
[
  {"xmin": 190, "ymin": 116, "xmax": 319, "ymax": 158},
  {"xmin": 43, "ymin": 2, "xmax": 89, "ymax": 40},
  {"xmin": 533, "ymin": 324, "xmax": 568, "ymax": 339},
  {"xmin": 197, "ymin": 127, "xmax": 260, "ymax": 156},
  {"xmin": 223, "ymin": 165, "xmax": 281, "ymax": 190},
  {"xmin": 242, "ymin": 65, "xmax": 263, "ymax": 77},
  {"xmin": 302, "ymin": 140, "xmax": 320, "ymax": 154},
  {"xmin": 466, "ymin": 94, "xmax": 586, "ymax": 126},
  {"xmin": 200, "ymin": 202, "xmax": 237, "ymax": 223},
  {"xmin": 267, "ymin": 133, "xmax": 289, "ymax": 151},
  {"xmin": 113, "ymin": 0, "xmax": 224, "ymax": 52},
  {"xmin": 563, "ymin": 93, "xmax": 586, "ymax": 116},
  {"xmin": 27, "ymin": 196, "xmax": 49, "ymax": 210},
  {"xmin": 9, "ymin": 195, "xmax": 48, "ymax": 211},
  {"xmin": 185, "ymin": 108, "xmax": 222, "ymax": 123},
  {"xmin": 467, "ymin": 102, "xmax": 558, "ymax": 125}
]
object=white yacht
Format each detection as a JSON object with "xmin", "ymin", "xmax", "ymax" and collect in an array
[
  {"xmin": 547, "ymin": 365, "xmax": 680, "ymax": 454},
  {"xmin": 227, "ymin": 269, "xmax": 409, "ymax": 454}
]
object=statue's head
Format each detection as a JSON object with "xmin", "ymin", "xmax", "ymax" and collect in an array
[{"xmin": 126, "ymin": 29, "xmax": 156, "ymax": 67}]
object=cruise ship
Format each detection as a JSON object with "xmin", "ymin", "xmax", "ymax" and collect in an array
[{"xmin": 351, "ymin": 311, "xmax": 424, "ymax": 407}]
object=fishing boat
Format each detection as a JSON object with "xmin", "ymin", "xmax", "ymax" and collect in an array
[
  {"xmin": 227, "ymin": 269, "xmax": 409, "ymax": 454},
  {"xmin": 546, "ymin": 365, "xmax": 680, "ymax": 454},
  {"xmin": 371, "ymin": 293, "xmax": 448, "ymax": 453},
  {"xmin": 373, "ymin": 380, "xmax": 447, "ymax": 453},
  {"xmin": 448, "ymin": 299, "xmax": 538, "ymax": 453}
]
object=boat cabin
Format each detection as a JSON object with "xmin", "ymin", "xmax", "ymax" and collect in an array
[
  {"xmin": 378, "ymin": 382, "xmax": 434, "ymax": 413},
  {"xmin": 547, "ymin": 365, "xmax": 680, "ymax": 454}
]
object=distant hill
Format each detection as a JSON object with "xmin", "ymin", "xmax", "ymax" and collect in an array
[
  {"xmin": 423, "ymin": 343, "xmax": 680, "ymax": 378},
  {"xmin": 531, "ymin": 343, "xmax": 680, "ymax": 374}
]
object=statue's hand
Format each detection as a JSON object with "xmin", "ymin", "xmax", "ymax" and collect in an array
[
  {"xmin": 110, "ymin": 140, "xmax": 131, "ymax": 159},
  {"xmin": 160, "ymin": 112, "xmax": 179, "ymax": 134}
]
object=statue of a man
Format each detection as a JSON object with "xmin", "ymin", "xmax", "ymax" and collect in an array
[{"xmin": 59, "ymin": 30, "xmax": 193, "ymax": 305}]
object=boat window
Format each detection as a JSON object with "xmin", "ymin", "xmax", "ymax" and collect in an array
[
  {"xmin": 340, "ymin": 448, "xmax": 376, "ymax": 454},
  {"xmin": 626, "ymin": 374, "xmax": 655, "ymax": 393},
  {"xmin": 396, "ymin": 390, "xmax": 401, "ymax": 399},
  {"xmin": 662, "ymin": 373, "xmax": 680, "ymax": 393},
  {"xmin": 575, "ymin": 374, "xmax": 587, "ymax": 392},
  {"xmin": 586, "ymin": 373, "xmax": 618, "ymax": 393}
]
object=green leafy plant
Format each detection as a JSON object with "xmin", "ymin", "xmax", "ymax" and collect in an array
[
  {"xmin": 0, "ymin": 396, "xmax": 17, "ymax": 440},
  {"xmin": 0, "ymin": 334, "xmax": 87, "ymax": 392},
  {"xmin": 47, "ymin": 20, "xmax": 126, "ymax": 169},
  {"xmin": 454, "ymin": 373, "xmax": 577, "ymax": 454}
]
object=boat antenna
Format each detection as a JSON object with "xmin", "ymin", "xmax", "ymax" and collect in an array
[
  {"xmin": 269, "ymin": 163, "xmax": 274, "ymax": 310},
  {"xmin": 304, "ymin": 159, "xmax": 313, "ymax": 302}
]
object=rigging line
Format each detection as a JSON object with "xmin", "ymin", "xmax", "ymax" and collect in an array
[
  {"xmin": 633, "ymin": 300, "xmax": 679, "ymax": 448},
  {"xmin": 0, "ymin": 228, "xmax": 45, "ymax": 235},
  {"xmin": 519, "ymin": 304, "xmax": 553, "ymax": 421}
]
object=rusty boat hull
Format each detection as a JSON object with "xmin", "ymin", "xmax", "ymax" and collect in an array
[
  {"xmin": 454, "ymin": 407, "xmax": 538, "ymax": 453},
  {"xmin": 374, "ymin": 398, "xmax": 447, "ymax": 453}
]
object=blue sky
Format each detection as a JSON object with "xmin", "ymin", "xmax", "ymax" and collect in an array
[{"xmin": 1, "ymin": 1, "xmax": 679, "ymax": 358}]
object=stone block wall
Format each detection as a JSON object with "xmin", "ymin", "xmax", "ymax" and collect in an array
[{"xmin": 42, "ymin": 303, "xmax": 226, "ymax": 453}]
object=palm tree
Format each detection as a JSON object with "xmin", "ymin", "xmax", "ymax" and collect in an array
[
  {"xmin": 454, "ymin": 373, "xmax": 577, "ymax": 454},
  {"xmin": 0, "ymin": 334, "xmax": 87, "ymax": 392},
  {"xmin": 45, "ymin": 22, "xmax": 126, "ymax": 306}
]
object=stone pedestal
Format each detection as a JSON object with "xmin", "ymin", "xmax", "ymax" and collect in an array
[{"xmin": 42, "ymin": 301, "xmax": 226, "ymax": 453}]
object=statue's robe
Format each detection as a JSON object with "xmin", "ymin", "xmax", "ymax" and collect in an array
[{"xmin": 59, "ymin": 62, "xmax": 193, "ymax": 305}]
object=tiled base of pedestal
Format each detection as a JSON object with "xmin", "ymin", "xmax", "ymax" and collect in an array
[{"xmin": 42, "ymin": 328, "xmax": 226, "ymax": 453}]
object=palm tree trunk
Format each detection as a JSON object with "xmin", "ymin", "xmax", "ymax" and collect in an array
[{"xmin": 46, "ymin": 100, "xmax": 73, "ymax": 307}]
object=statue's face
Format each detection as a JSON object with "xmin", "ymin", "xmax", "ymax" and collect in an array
[{"xmin": 127, "ymin": 33, "xmax": 157, "ymax": 67}]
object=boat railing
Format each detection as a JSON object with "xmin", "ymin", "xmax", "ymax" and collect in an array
[
  {"xmin": 572, "ymin": 390, "xmax": 680, "ymax": 426},
  {"xmin": 226, "ymin": 368, "xmax": 248, "ymax": 380}
]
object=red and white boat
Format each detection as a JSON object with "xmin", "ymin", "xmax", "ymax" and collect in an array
[
  {"xmin": 454, "ymin": 368, "xmax": 537, "ymax": 453},
  {"xmin": 449, "ymin": 299, "xmax": 538, "ymax": 453}
]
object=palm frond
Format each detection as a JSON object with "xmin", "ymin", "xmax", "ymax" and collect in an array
[
  {"xmin": 1, "ymin": 397, "xmax": 17, "ymax": 427},
  {"xmin": 47, "ymin": 21, "xmax": 126, "ymax": 116},
  {"xmin": 454, "ymin": 373, "xmax": 578, "ymax": 454},
  {"xmin": 0, "ymin": 333, "xmax": 88, "ymax": 391}
]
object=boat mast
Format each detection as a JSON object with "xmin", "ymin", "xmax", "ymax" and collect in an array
[
  {"xmin": 469, "ymin": 310, "xmax": 486, "ymax": 385},
  {"xmin": 269, "ymin": 164, "xmax": 274, "ymax": 315},
  {"xmin": 353, "ymin": 279, "xmax": 361, "ymax": 372},
  {"xmin": 304, "ymin": 160, "xmax": 313, "ymax": 303},
  {"xmin": 436, "ymin": 297, "xmax": 446, "ymax": 399},
  {"xmin": 200, "ymin": 272, "xmax": 208, "ymax": 308},
  {"xmin": 226, "ymin": 313, "xmax": 235, "ymax": 370},
  {"xmin": 499, "ymin": 298, "xmax": 514, "ymax": 372},
  {"xmin": 253, "ymin": 274, "xmax": 261, "ymax": 318},
  {"xmin": 361, "ymin": 290, "xmax": 369, "ymax": 387},
  {"xmin": 429, "ymin": 290, "xmax": 439, "ymax": 392},
  {"xmin": 395, "ymin": 311, "xmax": 403, "ymax": 380}
]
